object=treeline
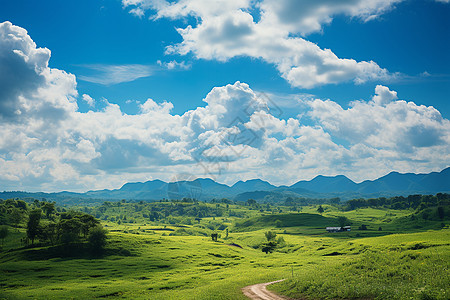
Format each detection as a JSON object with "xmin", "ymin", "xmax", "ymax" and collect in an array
[
  {"xmin": 82, "ymin": 199, "xmax": 234, "ymax": 225},
  {"xmin": 344, "ymin": 193, "xmax": 450, "ymax": 211},
  {"xmin": 0, "ymin": 198, "xmax": 107, "ymax": 254}
]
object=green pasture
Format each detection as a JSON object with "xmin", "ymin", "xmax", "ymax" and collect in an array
[{"xmin": 1, "ymin": 204, "xmax": 449, "ymax": 299}]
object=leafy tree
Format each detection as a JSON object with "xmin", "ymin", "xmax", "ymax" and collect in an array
[
  {"xmin": 88, "ymin": 225, "xmax": 108, "ymax": 255},
  {"xmin": 38, "ymin": 223, "xmax": 57, "ymax": 245},
  {"xmin": 41, "ymin": 202, "xmax": 55, "ymax": 219},
  {"xmin": 437, "ymin": 206, "xmax": 445, "ymax": 219},
  {"xmin": 261, "ymin": 241, "xmax": 277, "ymax": 254},
  {"xmin": 337, "ymin": 216, "xmax": 351, "ymax": 228},
  {"xmin": 27, "ymin": 209, "xmax": 42, "ymax": 245},
  {"xmin": 78, "ymin": 214, "xmax": 100, "ymax": 237},
  {"xmin": 58, "ymin": 218, "xmax": 82, "ymax": 244},
  {"xmin": 15, "ymin": 200, "xmax": 27, "ymax": 210},
  {"xmin": 0, "ymin": 225, "xmax": 8, "ymax": 246},
  {"xmin": 317, "ymin": 205, "xmax": 324, "ymax": 214},
  {"xmin": 8, "ymin": 207, "xmax": 24, "ymax": 228},
  {"xmin": 246, "ymin": 199, "xmax": 257, "ymax": 206},
  {"xmin": 265, "ymin": 231, "xmax": 277, "ymax": 241}
]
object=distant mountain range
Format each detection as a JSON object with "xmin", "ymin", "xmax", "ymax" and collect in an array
[{"xmin": 1, "ymin": 167, "xmax": 449, "ymax": 204}]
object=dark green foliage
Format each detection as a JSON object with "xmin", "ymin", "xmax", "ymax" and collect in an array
[
  {"xmin": 261, "ymin": 231, "xmax": 278, "ymax": 253},
  {"xmin": 38, "ymin": 222, "xmax": 57, "ymax": 245},
  {"xmin": 0, "ymin": 225, "xmax": 8, "ymax": 245},
  {"xmin": 337, "ymin": 216, "xmax": 351, "ymax": 227},
  {"xmin": 27, "ymin": 209, "xmax": 42, "ymax": 244},
  {"xmin": 58, "ymin": 218, "xmax": 82, "ymax": 244},
  {"xmin": 41, "ymin": 202, "xmax": 55, "ymax": 219},
  {"xmin": 345, "ymin": 193, "xmax": 450, "ymax": 211},
  {"xmin": 265, "ymin": 231, "xmax": 277, "ymax": 241},
  {"xmin": 317, "ymin": 205, "xmax": 324, "ymax": 214},
  {"xmin": 88, "ymin": 225, "xmax": 108, "ymax": 255},
  {"xmin": 359, "ymin": 224, "xmax": 368, "ymax": 230},
  {"xmin": 437, "ymin": 206, "xmax": 445, "ymax": 219},
  {"xmin": 8, "ymin": 207, "xmax": 24, "ymax": 228},
  {"xmin": 235, "ymin": 213, "xmax": 334, "ymax": 230},
  {"xmin": 261, "ymin": 241, "xmax": 277, "ymax": 254}
]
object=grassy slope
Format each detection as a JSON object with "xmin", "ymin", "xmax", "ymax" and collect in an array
[
  {"xmin": 0, "ymin": 207, "xmax": 449, "ymax": 299},
  {"xmin": 271, "ymin": 230, "xmax": 450, "ymax": 300}
]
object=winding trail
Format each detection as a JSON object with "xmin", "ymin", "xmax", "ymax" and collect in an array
[{"xmin": 241, "ymin": 279, "xmax": 289, "ymax": 300}]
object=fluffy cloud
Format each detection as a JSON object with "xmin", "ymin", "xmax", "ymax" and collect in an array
[
  {"xmin": 307, "ymin": 85, "xmax": 449, "ymax": 151},
  {"xmin": 123, "ymin": 0, "xmax": 398, "ymax": 88},
  {"xmin": 0, "ymin": 21, "xmax": 448, "ymax": 191},
  {"xmin": 259, "ymin": 0, "xmax": 403, "ymax": 35}
]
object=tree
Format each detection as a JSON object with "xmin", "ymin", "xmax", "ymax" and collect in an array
[
  {"xmin": 8, "ymin": 207, "xmax": 24, "ymax": 228},
  {"xmin": 0, "ymin": 225, "xmax": 8, "ymax": 246},
  {"xmin": 246, "ymin": 199, "xmax": 256, "ymax": 206},
  {"xmin": 77, "ymin": 214, "xmax": 100, "ymax": 237},
  {"xmin": 317, "ymin": 205, "xmax": 324, "ymax": 214},
  {"xmin": 88, "ymin": 225, "xmax": 108, "ymax": 255},
  {"xmin": 337, "ymin": 216, "xmax": 351, "ymax": 228},
  {"xmin": 437, "ymin": 206, "xmax": 445, "ymax": 219},
  {"xmin": 58, "ymin": 218, "xmax": 82, "ymax": 244},
  {"xmin": 261, "ymin": 241, "xmax": 277, "ymax": 254},
  {"xmin": 38, "ymin": 222, "xmax": 57, "ymax": 245},
  {"xmin": 265, "ymin": 231, "xmax": 277, "ymax": 241},
  {"xmin": 27, "ymin": 209, "xmax": 42, "ymax": 245},
  {"xmin": 41, "ymin": 202, "xmax": 55, "ymax": 219}
]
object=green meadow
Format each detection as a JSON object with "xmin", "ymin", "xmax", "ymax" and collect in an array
[{"xmin": 0, "ymin": 198, "xmax": 449, "ymax": 299}]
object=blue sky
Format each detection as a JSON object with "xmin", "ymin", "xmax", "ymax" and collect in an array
[{"xmin": 0, "ymin": 0, "xmax": 449, "ymax": 192}]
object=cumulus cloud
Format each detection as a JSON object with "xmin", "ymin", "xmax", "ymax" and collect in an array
[
  {"xmin": 259, "ymin": 0, "xmax": 403, "ymax": 35},
  {"xmin": 123, "ymin": 0, "xmax": 399, "ymax": 88},
  {"xmin": 77, "ymin": 64, "xmax": 154, "ymax": 85},
  {"xmin": 308, "ymin": 85, "xmax": 449, "ymax": 150},
  {"xmin": 0, "ymin": 21, "xmax": 448, "ymax": 191}
]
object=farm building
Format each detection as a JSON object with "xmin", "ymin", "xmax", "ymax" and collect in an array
[{"xmin": 326, "ymin": 226, "xmax": 351, "ymax": 233}]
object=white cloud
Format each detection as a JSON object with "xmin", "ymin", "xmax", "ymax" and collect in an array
[
  {"xmin": 82, "ymin": 94, "xmax": 95, "ymax": 107},
  {"xmin": 0, "ymin": 21, "xmax": 448, "ymax": 191},
  {"xmin": 123, "ymin": 0, "xmax": 399, "ymax": 88},
  {"xmin": 77, "ymin": 64, "xmax": 154, "ymax": 85},
  {"xmin": 259, "ymin": 0, "xmax": 403, "ymax": 36},
  {"xmin": 157, "ymin": 59, "xmax": 191, "ymax": 70},
  {"xmin": 307, "ymin": 85, "xmax": 449, "ymax": 151}
]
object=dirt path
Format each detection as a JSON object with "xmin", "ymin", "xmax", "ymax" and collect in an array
[{"xmin": 241, "ymin": 279, "xmax": 289, "ymax": 300}]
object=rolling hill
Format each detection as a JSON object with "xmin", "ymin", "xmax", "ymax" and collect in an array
[{"xmin": 1, "ymin": 167, "xmax": 448, "ymax": 203}]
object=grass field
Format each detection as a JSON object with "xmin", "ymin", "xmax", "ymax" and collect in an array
[{"xmin": 0, "ymin": 206, "xmax": 449, "ymax": 299}]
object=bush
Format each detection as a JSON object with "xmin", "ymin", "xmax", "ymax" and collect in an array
[{"xmin": 88, "ymin": 226, "xmax": 108, "ymax": 255}]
